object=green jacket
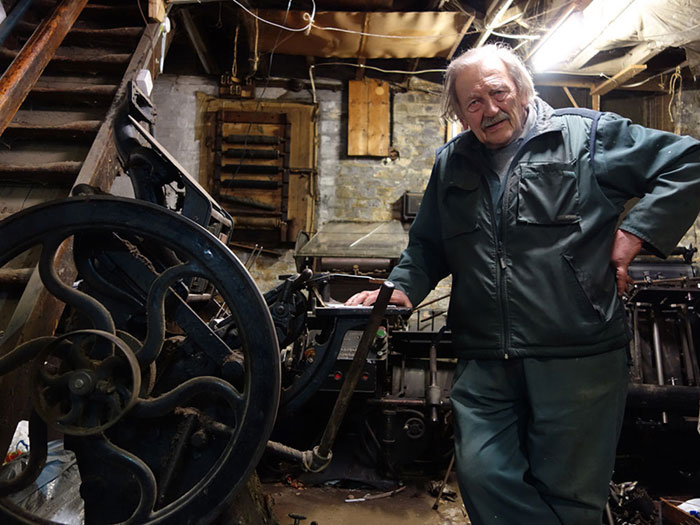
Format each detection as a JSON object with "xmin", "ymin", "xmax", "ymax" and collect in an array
[{"xmin": 389, "ymin": 98, "xmax": 700, "ymax": 359}]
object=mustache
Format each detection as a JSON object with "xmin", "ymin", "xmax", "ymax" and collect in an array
[{"xmin": 482, "ymin": 111, "xmax": 510, "ymax": 129}]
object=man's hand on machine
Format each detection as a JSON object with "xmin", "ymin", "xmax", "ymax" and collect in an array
[{"xmin": 345, "ymin": 287, "xmax": 413, "ymax": 308}]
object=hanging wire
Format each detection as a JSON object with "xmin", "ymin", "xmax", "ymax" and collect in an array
[
  {"xmin": 667, "ymin": 65, "xmax": 682, "ymax": 123},
  {"xmin": 308, "ymin": 62, "xmax": 445, "ymax": 104},
  {"xmin": 229, "ymin": 0, "xmax": 315, "ymax": 32}
]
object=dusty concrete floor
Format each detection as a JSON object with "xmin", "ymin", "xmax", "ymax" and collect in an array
[{"xmin": 264, "ymin": 474, "xmax": 470, "ymax": 525}]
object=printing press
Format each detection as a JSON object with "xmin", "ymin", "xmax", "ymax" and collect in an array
[{"xmin": 0, "ymin": 85, "xmax": 698, "ymax": 524}]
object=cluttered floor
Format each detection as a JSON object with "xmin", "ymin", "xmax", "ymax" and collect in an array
[{"xmin": 264, "ymin": 473, "xmax": 468, "ymax": 525}]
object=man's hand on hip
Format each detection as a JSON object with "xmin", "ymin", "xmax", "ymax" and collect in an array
[{"xmin": 610, "ymin": 229, "xmax": 643, "ymax": 296}]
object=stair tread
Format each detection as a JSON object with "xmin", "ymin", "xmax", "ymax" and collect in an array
[
  {"xmin": 0, "ymin": 145, "xmax": 91, "ymax": 164},
  {"xmin": 30, "ymin": 84, "xmax": 118, "ymax": 95},
  {"xmin": 0, "ymin": 47, "xmax": 131, "ymax": 62},
  {"xmin": 34, "ymin": 74, "xmax": 121, "ymax": 86},
  {"xmin": 7, "ymin": 120, "xmax": 102, "ymax": 131},
  {"xmin": 12, "ymin": 109, "xmax": 106, "ymax": 125},
  {"xmin": 0, "ymin": 161, "xmax": 83, "ymax": 171}
]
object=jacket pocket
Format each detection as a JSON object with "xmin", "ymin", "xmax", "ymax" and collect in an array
[
  {"xmin": 517, "ymin": 163, "xmax": 581, "ymax": 225},
  {"xmin": 561, "ymin": 252, "xmax": 607, "ymax": 322},
  {"xmin": 440, "ymin": 173, "xmax": 481, "ymax": 240}
]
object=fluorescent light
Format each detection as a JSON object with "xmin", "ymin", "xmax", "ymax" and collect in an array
[
  {"xmin": 530, "ymin": 0, "xmax": 637, "ymax": 72},
  {"xmin": 530, "ymin": 11, "xmax": 582, "ymax": 72}
]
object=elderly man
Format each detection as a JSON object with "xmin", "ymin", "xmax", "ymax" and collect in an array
[{"xmin": 346, "ymin": 44, "xmax": 700, "ymax": 524}]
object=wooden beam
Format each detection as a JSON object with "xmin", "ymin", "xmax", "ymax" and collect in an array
[
  {"xmin": 591, "ymin": 93, "xmax": 600, "ymax": 111},
  {"xmin": 355, "ymin": 57, "xmax": 366, "ymax": 81},
  {"xmin": 562, "ymin": 86, "xmax": 579, "ymax": 108},
  {"xmin": 577, "ymin": 43, "xmax": 660, "ymax": 76},
  {"xmin": 149, "ymin": 0, "xmax": 166, "ymax": 22},
  {"xmin": 474, "ymin": 0, "xmax": 513, "ymax": 48},
  {"xmin": 0, "ymin": 268, "xmax": 33, "ymax": 288},
  {"xmin": 0, "ymin": 0, "xmax": 89, "ymax": 135},
  {"xmin": 447, "ymin": 14, "xmax": 474, "ymax": 60},
  {"xmin": 179, "ymin": 8, "xmax": 216, "ymax": 75},
  {"xmin": 534, "ymin": 73, "xmax": 595, "ymax": 89},
  {"xmin": 590, "ymin": 64, "xmax": 647, "ymax": 96}
]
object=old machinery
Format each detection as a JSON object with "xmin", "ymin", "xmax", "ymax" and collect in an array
[{"xmin": 0, "ymin": 197, "xmax": 280, "ymax": 524}]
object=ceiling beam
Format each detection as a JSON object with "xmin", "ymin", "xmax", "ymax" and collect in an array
[
  {"xmin": 590, "ymin": 64, "xmax": 647, "ymax": 96},
  {"xmin": 179, "ymin": 8, "xmax": 216, "ymax": 75},
  {"xmin": 447, "ymin": 13, "xmax": 475, "ymax": 60},
  {"xmin": 576, "ymin": 42, "xmax": 662, "ymax": 76},
  {"xmin": 474, "ymin": 0, "xmax": 513, "ymax": 48}
]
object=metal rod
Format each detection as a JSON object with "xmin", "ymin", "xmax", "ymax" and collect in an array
[
  {"xmin": 680, "ymin": 304, "xmax": 700, "ymax": 386},
  {"xmin": 631, "ymin": 303, "xmax": 643, "ymax": 382},
  {"xmin": 414, "ymin": 293, "xmax": 451, "ymax": 311},
  {"xmin": 0, "ymin": 0, "xmax": 35, "ymax": 47},
  {"xmin": 433, "ymin": 452, "xmax": 455, "ymax": 510},
  {"xmin": 314, "ymin": 281, "xmax": 395, "ymax": 464},
  {"xmin": 427, "ymin": 326, "xmax": 446, "ymax": 424},
  {"xmin": 651, "ymin": 308, "xmax": 668, "ymax": 423}
]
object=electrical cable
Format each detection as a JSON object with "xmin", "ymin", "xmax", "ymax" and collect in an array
[{"xmin": 308, "ymin": 62, "xmax": 446, "ymax": 104}]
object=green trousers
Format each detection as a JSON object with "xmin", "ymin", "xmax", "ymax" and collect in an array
[{"xmin": 451, "ymin": 348, "xmax": 629, "ymax": 525}]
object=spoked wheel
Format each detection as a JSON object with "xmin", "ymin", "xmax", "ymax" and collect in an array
[{"xmin": 0, "ymin": 196, "xmax": 280, "ymax": 524}]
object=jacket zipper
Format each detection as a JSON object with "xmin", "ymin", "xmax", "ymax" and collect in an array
[
  {"xmin": 485, "ymin": 182, "xmax": 510, "ymax": 359},
  {"xmin": 496, "ymin": 128, "xmax": 554, "ymax": 358},
  {"xmin": 498, "ymin": 176, "xmax": 513, "ymax": 359}
]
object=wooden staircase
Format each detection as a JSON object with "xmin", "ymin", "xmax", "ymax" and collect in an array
[
  {"xmin": 0, "ymin": 0, "xmax": 167, "ymax": 450},
  {"xmin": 0, "ymin": 0, "xmax": 155, "ymax": 217}
]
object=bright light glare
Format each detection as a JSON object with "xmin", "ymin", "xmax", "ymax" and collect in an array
[
  {"xmin": 530, "ymin": 12, "xmax": 583, "ymax": 72},
  {"xmin": 530, "ymin": 0, "xmax": 636, "ymax": 72}
]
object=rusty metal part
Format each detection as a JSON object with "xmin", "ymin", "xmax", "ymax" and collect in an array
[
  {"xmin": 31, "ymin": 329, "xmax": 141, "ymax": 436},
  {"xmin": 231, "ymin": 216, "xmax": 284, "ymax": 229},
  {"xmin": 222, "ymin": 148, "xmax": 280, "ymax": 159},
  {"xmin": 0, "ymin": 0, "xmax": 89, "ymax": 135},
  {"xmin": 319, "ymin": 257, "xmax": 392, "ymax": 273},
  {"xmin": 219, "ymin": 194, "xmax": 278, "ymax": 212}
]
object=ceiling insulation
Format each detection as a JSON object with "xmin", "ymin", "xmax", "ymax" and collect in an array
[
  {"xmin": 551, "ymin": 0, "xmax": 700, "ymax": 75},
  {"xmin": 252, "ymin": 10, "xmax": 473, "ymax": 59}
]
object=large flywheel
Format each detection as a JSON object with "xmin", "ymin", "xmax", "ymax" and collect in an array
[{"xmin": 0, "ymin": 196, "xmax": 280, "ymax": 524}]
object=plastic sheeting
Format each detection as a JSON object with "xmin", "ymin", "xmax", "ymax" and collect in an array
[
  {"xmin": 0, "ymin": 438, "xmax": 84, "ymax": 524},
  {"xmin": 570, "ymin": 0, "xmax": 700, "ymax": 74}
]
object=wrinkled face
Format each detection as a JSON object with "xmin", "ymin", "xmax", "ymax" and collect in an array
[{"xmin": 455, "ymin": 55, "xmax": 529, "ymax": 149}]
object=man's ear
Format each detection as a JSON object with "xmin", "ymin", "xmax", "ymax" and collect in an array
[{"xmin": 458, "ymin": 115, "xmax": 469, "ymax": 130}]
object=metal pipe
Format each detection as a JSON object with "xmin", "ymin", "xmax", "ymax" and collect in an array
[
  {"xmin": 0, "ymin": 0, "xmax": 89, "ymax": 135},
  {"xmin": 626, "ymin": 383, "xmax": 700, "ymax": 413},
  {"xmin": 630, "ymin": 303, "xmax": 643, "ymax": 382},
  {"xmin": 651, "ymin": 308, "xmax": 668, "ymax": 423},
  {"xmin": 427, "ymin": 326, "xmax": 445, "ymax": 424},
  {"xmin": 0, "ymin": 0, "xmax": 35, "ymax": 48},
  {"xmin": 680, "ymin": 304, "xmax": 700, "ymax": 385}
]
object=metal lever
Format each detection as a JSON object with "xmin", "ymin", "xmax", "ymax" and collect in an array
[{"xmin": 312, "ymin": 281, "xmax": 395, "ymax": 469}]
